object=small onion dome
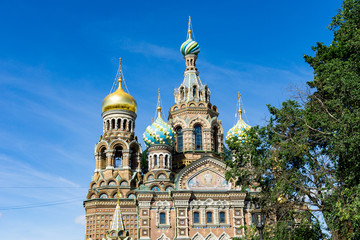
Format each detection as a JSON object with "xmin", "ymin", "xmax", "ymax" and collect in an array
[
  {"xmin": 143, "ymin": 106, "xmax": 175, "ymax": 147},
  {"xmin": 226, "ymin": 116, "xmax": 251, "ymax": 142},
  {"xmin": 180, "ymin": 39, "xmax": 200, "ymax": 56},
  {"xmin": 102, "ymin": 78, "xmax": 137, "ymax": 113}
]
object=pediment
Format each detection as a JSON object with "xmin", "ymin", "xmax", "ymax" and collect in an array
[{"xmin": 176, "ymin": 156, "xmax": 231, "ymax": 190}]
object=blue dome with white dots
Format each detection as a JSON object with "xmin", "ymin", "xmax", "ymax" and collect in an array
[{"xmin": 143, "ymin": 106, "xmax": 175, "ymax": 147}]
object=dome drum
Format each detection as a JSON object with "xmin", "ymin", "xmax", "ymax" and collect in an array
[
  {"xmin": 148, "ymin": 144, "xmax": 173, "ymax": 153},
  {"xmin": 102, "ymin": 109, "xmax": 137, "ymax": 119}
]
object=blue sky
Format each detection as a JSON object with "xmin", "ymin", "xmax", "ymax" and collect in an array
[{"xmin": 0, "ymin": 0, "xmax": 341, "ymax": 239}]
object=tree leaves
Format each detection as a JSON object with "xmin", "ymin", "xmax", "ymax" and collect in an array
[{"xmin": 226, "ymin": 0, "xmax": 360, "ymax": 239}]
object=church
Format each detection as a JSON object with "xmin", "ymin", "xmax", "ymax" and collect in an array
[{"xmin": 83, "ymin": 18, "xmax": 255, "ymax": 240}]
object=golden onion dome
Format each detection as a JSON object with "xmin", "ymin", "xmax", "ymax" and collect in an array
[{"xmin": 101, "ymin": 78, "xmax": 137, "ymax": 113}]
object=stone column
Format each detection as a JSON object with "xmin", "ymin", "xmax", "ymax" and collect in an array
[
  {"xmin": 122, "ymin": 150, "xmax": 131, "ymax": 170},
  {"xmin": 137, "ymin": 194, "xmax": 152, "ymax": 240},
  {"xmin": 105, "ymin": 149, "xmax": 114, "ymax": 169},
  {"xmin": 94, "ymin": 154, "xmax": 101, "ymax": 172},
  {"xmin": 231, "ymin": 199, "xmax": 245, "ymax": 237}
]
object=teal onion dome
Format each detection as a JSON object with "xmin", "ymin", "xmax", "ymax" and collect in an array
[
  {"xmin": 226, "ymin": 115, "xmax": 251, "ymax": 142},
  {"xmin": 180, "ymin": 39, "xmax": 200, "ymax": 56},
  {"xmin": 143, "ymin": 107, "xmax": 175, "ymax": 147}
]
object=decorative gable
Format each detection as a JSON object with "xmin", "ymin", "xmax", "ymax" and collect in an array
[{"xmin": 176, "ymin": 156, "xmax": 232, "ymax": 190}]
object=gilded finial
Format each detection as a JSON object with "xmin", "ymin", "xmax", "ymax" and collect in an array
[
  {"xmin": 117, "ymin": 58, "xmax": 123, "ymax": 85},
  {"xmin": 157, "ymin": 89, "xmax": 162, "ymax": 114},
  {"xmin": 116, "ymin": 188, "xmax": 121, "ymax": 204},
  {"xmin": 238, "ymin": 92, "xmax": 243, "ymax": 120},
  {"xmin": 187, "ymin": 16, "xmax": 192, "ymax": 40}
]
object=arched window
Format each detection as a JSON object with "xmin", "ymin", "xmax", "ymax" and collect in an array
[
  {"xmin": 176, "ymin": 127, "xmax": 183, "ymax": 152},
  {"xmin": 154, "ymin": 155, "xmax": 158, "ymax": 166},
  {"xmin": 158, "ymin": 174, "xmax": 166, "ymax": 179},
  {"xmin": 193, "ymin": 212, "xmax": 200, "ymax": 223},
  {"xmin": 117, "ymin": 119, "xmax": 121, "ymax": 129},
  {"xmin": 205, "ymin": 87, "xmax": 208, "ymax": 101},
  {"xmin": 100, "ymin": 147, "xmax": 106, "ymax": 169},
  {"xmin": 106, "ymin": 120, "xmax": 110, "ymax": 131},
  {"xmin": 100, "ymin": 193, "xmax": 108, "ymax": 199},
  {"xmin": 114, "ymin": 146, "xmax": 122, "ymax": 168},
  {"xmin": 111, "ymin": 119, "xmax": 115, "ymax": 129},
  {"xmin": 164, "ymin": 155, "xmax": 168, "ymax": 167},
  {"xmin": 180, "ymin": 87, "xmax": 184, "ymax": 100},
  {"xmin": 219, "ymin": 212, "xmax": 226, "ymax": 223},
  {"xmin": 160, "ymin": 212, "xmax": 166, "ymax": 224},
  {"xmin": 213, "ymin": 126, "xmax": 219, "ymax": 152},
  {"xmin": 206, "ymin": 212, "xmax": 213, "ymax": 223},
  {"xmin": 130, "ymin": 146, "xmax": 138, "ymax": 170},
  {"xmin": 123, "ymin": 119, "xmax": 127, "ymax": 131},
  {"xmin": 128, "ymin": 120, "xmax": 132, "ymax": 132},
  {"xmin": 120, "ymin": 181, "xmax": 129, "ymax": 186},
  {"xmin": 193, "ymin": 86, "xmax": 197, "ymax": 98},
  {"xmin": 194, "ymin": 125, "xmax": 202, "ymax": 150},
  {"xmin": 151, "ymin": 186, "xmax": 159, "ymax": 191}
]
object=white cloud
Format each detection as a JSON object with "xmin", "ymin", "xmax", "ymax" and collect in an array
[
  {"xmin": 118, "ymin": 40, "xmax": 180, "ymax": 61},
  {"xmin": 58, "ymin": 177, "xmax": 80, "ymax": 188},
  {"xmin": 74, "ymin": 215, "xmax": 86, "ymax": 226}
]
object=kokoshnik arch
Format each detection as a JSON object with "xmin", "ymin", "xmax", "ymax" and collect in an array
[{"xmin": 83, "ymin": 17, "xmax": 255, "ymax": 240}]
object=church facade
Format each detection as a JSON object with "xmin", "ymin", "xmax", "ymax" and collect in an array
[{"xmin": 83, "ymin": 19, "xmax": 254, "ymax": 240}]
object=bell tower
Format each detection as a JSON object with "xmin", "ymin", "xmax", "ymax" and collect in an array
[
  {"xmin": 84, "ymin": 59, "xmax": 142, "ymax": 240},
  {"xmin": 168, "ymin": 17, "xmax": 224, "ymax": 169}
]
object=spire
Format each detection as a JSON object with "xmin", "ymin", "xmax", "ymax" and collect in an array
[
  {"xmin": 117, "ymin": 58, "xmax": 123, "ymax": 89},
  {"xmin": 226, "ymin": 92, "xmax": 251, "ymax": 142},
  {"xmin": 238, "ymin": 92, "xmax": 243, "ymax": 120},
  {"xmin": 187, "ymin": 16, "xmax": 192, "ymax": 40},
  {"xmin": 156, "ymin": 88, "xmax": 162, "ymax": 117},
  {"xmin": 180, "ymin": 17, "xmax": 200, "ymax": 57},
  {"xmin": 109, "ymin": 189, "xmax": 124, "ymax": 232}
]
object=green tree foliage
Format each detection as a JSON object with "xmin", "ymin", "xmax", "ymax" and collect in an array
[{"xmin": 226, "ymin": 0, "xmax": 360, "ymax": 239}]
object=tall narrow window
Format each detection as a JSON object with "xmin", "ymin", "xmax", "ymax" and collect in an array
[
  {"xmin": 193, "ymin": 86, "xmax": 197, "ymax": 98},
  {"xmin": 128, "ymin": 120, "xmax": 132, "ymax": 132},
  {"xmin": 193, "ymin": 212, "xmax": 200, "ymax": 223},
  {"xmin": 219, "ymin": 212, "xmax": 226, "ymax": 223},
  {"xmin": 123, "ymin": 119, "xmax": 127, "ymax": 131},
  {"xmin": 111, "ymin": 119, "xmax": 115, "ymax": 129},
  {"xmin": 180, "ymin": 87, "xmax": 184, "ymax": 100},
  {"xmin": 106, "ymin": 120, "xmax": 110, "ymax": 131},
  {"xmin": 205, "ymin": 87, "xmax": 208, "ymax": 101},
  {"xmin": 160, "ymin": 212, "xmax": 166, "ymax": 224},
  {"xmin": 164, "ymin": 155, "xmax": 168, "ymax": 168},
  {"xmin": 213, "ymin": 126, "xmax": 219, "ymax": 152},
  {"xmin": 117, "ymin": 119, "xmax": 121, "ymax": 129},
  {"xmin": 114, "ymin": 146, "xmax": 122, "ymax": 168},
  {"xmin": 194, "ymin": 125, "xmax": 202, "ymax": 150},
  {"xmin": 176, "ymin": 127, "xmax": 183, "ymax": 152},
  {"xmin": 100, "ymin": 148, "xmax": 106, "ymax": 169},
  {"xmin": 130, "ymin": 146, "xmax": 137, "ymax": 170},
  {"xmin": 154, "ymin": 155, "xmax": 158, "ymax": 167},
  {"xmin": 206, "ymin": 212, "xmax": 213, "ymax": 223}
]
